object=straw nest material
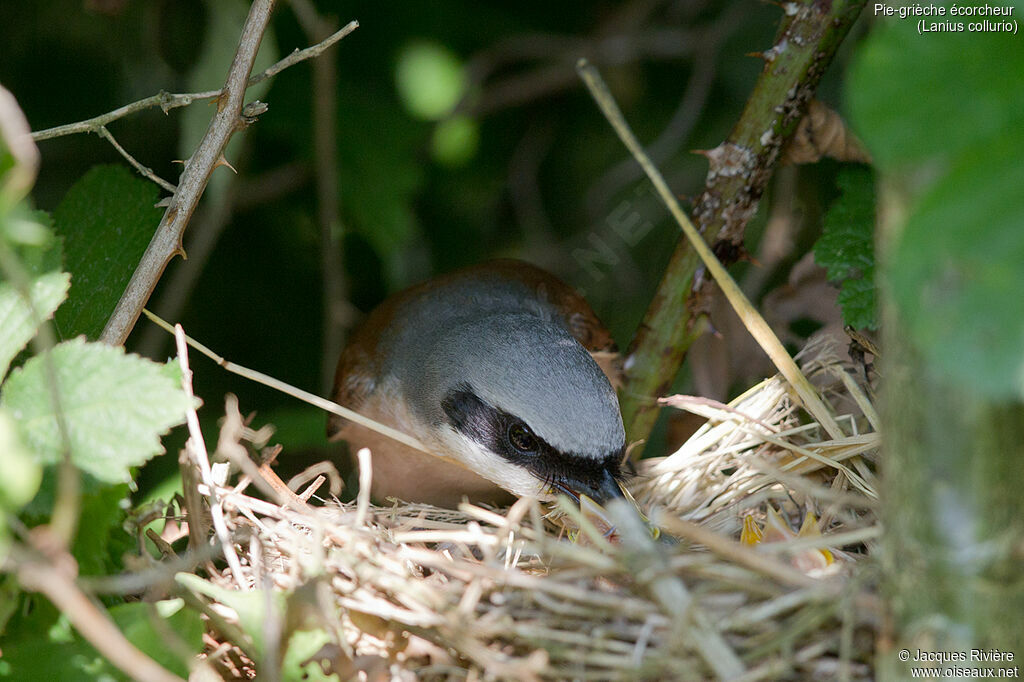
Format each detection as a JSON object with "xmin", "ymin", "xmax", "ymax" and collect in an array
[{"xmin": 184, "ymin": 335, "xmax": 880, "ymax": 681}]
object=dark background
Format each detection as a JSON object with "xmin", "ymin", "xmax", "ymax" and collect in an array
[{"xmin": 1, "ymin": 0, "xmax": 860, "ymax": 493}]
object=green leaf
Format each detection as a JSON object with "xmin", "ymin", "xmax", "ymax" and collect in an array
[
  {"xmin": 836, "ymin": 270, "xmax": 876, "ymax": 331},
  {"xmin": 73, "ymin": 483, "xmax": 131, "ymax": 577},
  {"xmin": 177, "ymin": 574, "xmax": 342, "ymax": 680},
  {"xmin": 283, "ymin": 629, "xmax": 340, "ymax": 682},
  {"xmin": 814, "ymin": 165, "xmax": 877, "ymax": 329},
  {"xmin": 0, "ymin": 338, "xmax": 191, "ymax": 484},
  {"xmin": 0, "ymin": 271, "xmax": 70, "ymax": 379},
  {"xmin": 176, "ymin": 573, "xmax": 280, "ymax": 655},
  {"xmin": 846, "ymin": 14, "xmax": 1024, "ymax": 172},
  {"xmin": 0, "ymin": 574, "xmax": 20, "ymax": 637},
  {"xmin": 0, "ymin": 208, "xmax": 63, "ymax": 283},
  {"xmin": 887, "ymin": 138, "xmax": 1024, "ymax": 400},
  {"xmin": 108, "ymin": 600, "xmax": 204, "ymax": 678},
  {"xmin": 52, "ymin": 165, "xmax": 163, "ymax": 340},
  {"xmin": 847, "ymin": 3, "xmax": 1024, "ymax": 399}
]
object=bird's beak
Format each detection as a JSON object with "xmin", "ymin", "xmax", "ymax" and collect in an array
[
  {"xmin": 550, "ymin": 469, "xmax": 659, "ymax": 541},
  {"xmin": 579, "ymin": 484, "xmax": 660, "ymax": 542}
]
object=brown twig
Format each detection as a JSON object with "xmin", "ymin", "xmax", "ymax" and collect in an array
[
  {"xmin": 579, "ymin": 59, "xmax": 846, "ymax": 447},
  {"xmin": 15, "ymin": 540, "xmax": 186, "ymax": 682},
  {"xmin": 616, "ymin": 0, "xmax": 867, "ymax": 447},
  {"xmin": 30, "ymin": 21, "xmax": 359, "ymax": 142},
  {"xmin": 87, "ymin": 14, "xmax": 357, "ymax": 347},
  {"xmin": 99, "ymin": 0, "xmax": 279, "ymax": 345},
  {"xmin": 96, "ymin": 125, "xmax": 178, "ymax": 193}
]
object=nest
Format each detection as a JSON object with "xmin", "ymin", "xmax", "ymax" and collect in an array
[{"xmin": 178, "ymin": 336, "xmax": 880, "ymax": 681}]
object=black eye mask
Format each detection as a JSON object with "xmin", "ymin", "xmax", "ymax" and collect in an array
[{"xmin": 441, "ymin": 383, "xmax": 626, "ymax": 501}]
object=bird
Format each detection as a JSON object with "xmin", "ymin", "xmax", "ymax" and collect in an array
[{"xmin": 327, "ymin": 259, "xmax": 630, "ymax": 510}]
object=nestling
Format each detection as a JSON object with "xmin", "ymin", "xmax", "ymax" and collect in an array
[{"xmin": 328, "ymin": 259, "xmax": 629, "ymax": 509}]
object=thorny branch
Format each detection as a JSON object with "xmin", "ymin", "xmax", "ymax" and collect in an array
[
  {"xmin": 96, "ymin": 125, "xmax": 177, "ymax": 193},
  {"xmin": 30, "ymin": 21, "xmax": 359, "ymax": 142},
  {"xmin": 93, "ymin": 6, "xmax": 357, "ymax": 346},
  {"xmin": 99, "ymin": 0, "xmax": 279, "ymax": 345},
  {"xmin": 618, "ymin": 0, "xmax": 867, "ymax": 447}
]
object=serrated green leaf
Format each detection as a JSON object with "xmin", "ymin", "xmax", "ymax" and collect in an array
[
  {"xmin": 52, "ymin": 165, "xmax": 163, "ymax": 340},
  {"xmin": 814, "ymin": 165, "xmax": 877, "ymax": 329},
  {"xmin": 0, "ymin": 271, "xmax": 70, "ymax": 379},
  {"xmin": 0, "ymin": 338, "xmax": 191, "ymax": 483},
  {"xmin": 836, "ymin": 267, "xmax": 877, "ymax": 331}
]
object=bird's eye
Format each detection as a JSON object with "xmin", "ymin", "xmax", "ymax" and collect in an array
[{"xmin": 506, "ymin": 422, "xmax": 539, "ymax": 455}]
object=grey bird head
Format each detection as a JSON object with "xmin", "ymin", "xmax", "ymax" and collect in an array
[{"xmin": 401, "ymin": 312, "xmax": 627, "ymax": 503}]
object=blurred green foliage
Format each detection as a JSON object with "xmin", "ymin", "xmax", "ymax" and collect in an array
[
  {"xmin": 0, "ymin": 599, "xmax": 203, "ymax": 681},
  {"xmin": 848, "ymin": 7, "xmax": 1024, "ymax": 400},
  {"xmin": 395, "ymin": 41, "xmax": 466, "ymax": 120}
]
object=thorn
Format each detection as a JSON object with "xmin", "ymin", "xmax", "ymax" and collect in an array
[
  {"xmin": 213, "ymin": 154, "xmax": 238, "ymax": 174},
  {"xmin": 746, "ymin": 51, "xmax": 768, "ymax": 61}
]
